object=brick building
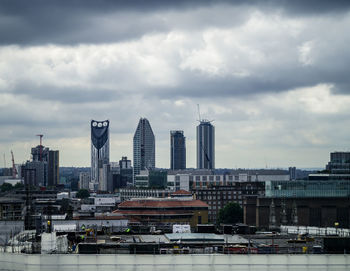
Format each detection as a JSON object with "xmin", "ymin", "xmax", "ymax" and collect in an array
[
  {"xmin": 244, "ymin": 196, "xmax": 350, "ymax": 229},
  {"xmin": 114, "ymin": 198, "xmax": 208, "ymax": 229},
  {"xmin": 193, "ymin": 182, "xmax": 265, "ymax": 223}
]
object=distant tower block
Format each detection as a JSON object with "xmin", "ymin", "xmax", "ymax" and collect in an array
[{"xmin": 170, "ymin": 130, "xmax": 186, "ymax": 170}]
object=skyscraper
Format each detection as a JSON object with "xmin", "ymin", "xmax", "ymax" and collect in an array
[
  {"xmin": 170, "ymin": 130, "xmax": 186, "ymax": 170},
  {"xmin": 133, "ymin": 118, "xmax": 155, "ymax": 177},
  {"xmin": 91, "ymin": 120, "xmax": 110, "ymax": 189},
  {"xmin": 197, "ymin": 120, "xmax": 215, "ymax": 169},
  {"xmin": 48, "ymin": 150, "xmax": 59, "ymax": 186}
]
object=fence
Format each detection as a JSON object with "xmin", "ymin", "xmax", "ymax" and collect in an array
[{"xmin": 1, "ymin": 253, "xmax": 350, "ymax": 271}]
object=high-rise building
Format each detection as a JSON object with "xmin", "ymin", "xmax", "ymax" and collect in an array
[
  {"xmin": 91, "ymin": 120, "xmax": 110, "ymax": 189},
  {"xmin": 197, "ymin": 120, "xmax": 215, "ymax": 169},
  {"xmin": 48, "ymin": 150, "xmax": 59, "ymax": 186},
  {"xmin": 23, "ymin": 160, "xmax": 47, "ymax": 186},
  {"xmin": 30, "ymin": 145, "xmax": 58, "ymax": 187},
  {"xmin": 326, "ymin": 152, "xmax": 350, "ymax": 174},
  {"xmin": 170, "ymin": 130, "xmax": 186, "ymax": 170},
  {"xmin": 133, "ymin": 118, "xmax": 155, "ymax": 177},
  {"xmin": 119, "ymin": 156, "xmax": 133, "ymax": 187}
]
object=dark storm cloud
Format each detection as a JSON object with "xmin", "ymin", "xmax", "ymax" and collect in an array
[{"xmin": 1, "ymin": 0, "xmax": 350, "ymax": 45}]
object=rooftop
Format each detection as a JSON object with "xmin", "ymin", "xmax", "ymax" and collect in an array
[
  {"xmin": 117, "ymin": 199, "xmax": 208, "ymax": 209},
  {"xmin": 171, "ymin": 190, "xmax": 192, "ymax": 195}
]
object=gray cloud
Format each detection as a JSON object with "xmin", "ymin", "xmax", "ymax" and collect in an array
[
  {"xmin": 1, "ymin": 1, "xmax": 350, "ymax": 45},
  {"xmin": 1, "ymin": 1, "xmax": 350, "ymax": 167}
]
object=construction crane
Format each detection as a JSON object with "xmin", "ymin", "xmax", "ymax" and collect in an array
[
  {"xmin": 36, "ymin": 134, "xmax": 44, "ymax": 161},
  {"xmin": 11, "ymin": 150, "xmax": 17, "ymax": 179}
]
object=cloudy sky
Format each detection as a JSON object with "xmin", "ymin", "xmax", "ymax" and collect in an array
[{"xmin": 1, "ymin": 1, "xmax": 350, "ymax": 168}]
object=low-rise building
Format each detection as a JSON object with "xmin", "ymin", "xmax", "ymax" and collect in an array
[
  {"xmin": 0, "ymin": 198, "xmax": 24, "ymax": 220},
  {"xmin": 114, "ymin": 198, "xmax": 208, "ymax": 229},
  {"xmin": 119, "ymin": 188, "xmax": 171, "ymax": 201},
  {"xmin": 244, "ymin": 179, "xmax": 350, "ymax": 229},
  {"xmin": 194, "ymin": 182, "xmax": 265, "ymax": 223}
]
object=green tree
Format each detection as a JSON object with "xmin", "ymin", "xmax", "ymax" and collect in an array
[
  {"xmin": 1, "ymin": 182, "xmax": 13, "ymax": 192},
  {"xmin": 217, "ymin": 202, "xmax": 243, "ymax": 225},
  {"xmin": 76, "ymin": 189, "xmax": 90, "ymax": 199},
  {"xmin": 14, "ymin": 182, "xmax": 24, "ymax": 190}
]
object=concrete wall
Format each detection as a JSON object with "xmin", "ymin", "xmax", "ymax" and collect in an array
[{"xmin": 0, "ymin": 253, "xmax": 349, "ymax": 271}]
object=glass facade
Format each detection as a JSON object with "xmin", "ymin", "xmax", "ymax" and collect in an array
[
  {"xmin": 133, "ymin": 118, "xmax": 155, "ymax": 177},
  {"xmin": 265, "ymin": 180, "xmax": 350, "ymax": 198},
  {"xmin": 197, "ymin": 121, "xmax": 215, "ymax": 169}
]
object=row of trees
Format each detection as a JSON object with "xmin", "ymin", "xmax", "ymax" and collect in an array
[{"xmin": 0, "ymin": 182, "xmax": 24, "ymax": 192}]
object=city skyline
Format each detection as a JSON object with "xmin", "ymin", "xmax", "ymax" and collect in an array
[{"xmin": 1, "ymin": 1, "xmax": 350, "ymax": 169}]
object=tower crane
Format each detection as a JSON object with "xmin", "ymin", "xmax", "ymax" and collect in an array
[{"xmin": 11, "ymin": 150, "xmax": 17, "ymax": 179}]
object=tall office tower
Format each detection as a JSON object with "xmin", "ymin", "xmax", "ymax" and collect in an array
[
  {"xmin": 197, "ymin": 120, "xmax": 215, "ymax": 169},
  {"xmin": 170, "ymin": 130, "xmax": 186, "ymax": 170},
  {"xmin": 91, "ymin": 120, "xmax": 110, "ymax": 189},
  {"xmin": 133, "ymin": 118, "xmax": 155, "ymax": 177},
  {"xmin": 48, "ymin": 150, "xmax": 59, "ymax": 186}
]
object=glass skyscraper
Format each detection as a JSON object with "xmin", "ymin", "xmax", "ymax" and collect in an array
[
  {"xmin": 170, "ymin": 130, "xmax": 186, "ymax": 170},
  {"xmin": 197, "ymin": 120, "xmax": 215, "ymax": 169},
  {"xmin": 91, "ymin": 120, "xmax": 110, "ymax": 188},
  {"xmin": 133, "ymin": 118, "xmax": 155, "ymax": 177}
]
